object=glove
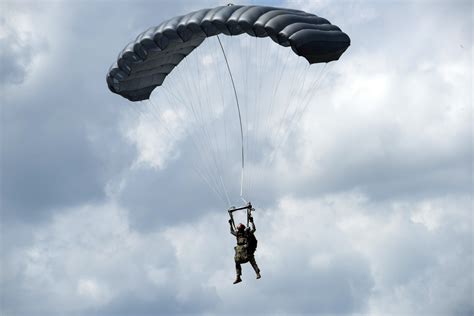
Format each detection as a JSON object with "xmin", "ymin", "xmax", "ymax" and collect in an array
[
  {"xmin": 228, "ymin": 219, "xmax": 233, "ymax": 224},
  {"xmin": 249, "ymin": 216, "xmax": 253, "ymax": 222}
]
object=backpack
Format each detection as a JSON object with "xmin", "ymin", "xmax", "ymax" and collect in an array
[
  {"xmin": 246, "ymin": 230, "xmax": 258, "ymax": 255},
  {"xmin": 234, "ymin": 244, "xmax": 249, "ymax": 264}
]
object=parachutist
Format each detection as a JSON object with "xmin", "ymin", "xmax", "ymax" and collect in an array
[{"xmin": 229, "ymin": 204, "xmax": 260, "ymax": 284}]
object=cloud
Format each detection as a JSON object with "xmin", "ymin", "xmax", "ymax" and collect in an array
[
  {"xmin": 0, "ymin": 4, "xmax": 48, "ymax": 86},
  {"xmin": 0, "ymin": 202, "xmax": 219, "ymax": 315},
  {"xmin": 2, "ymin": 192, "xmax": 471, "ymax": 315},
  {"xmin": 126, "ymin": 106, "xmax": 187, "ymax": 170},
  {"xmin": 0, "ymin": 1, "xmax": 140, "ymax": 222},
  {"xmin": 1, "ymin": 0, "xmax": 472, "ymax": 315},
  {"xmin": 260, "ymin": 0, "xmax": 473, "ymax": 203}
]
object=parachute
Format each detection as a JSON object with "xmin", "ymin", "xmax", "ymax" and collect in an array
[
  {"xmin": 107, "ymin": 5, "xmax": 349, "ymax": 101},
  {"xmin": 107, "ymin": 4, "xmax": 350, "ymax": 206}
]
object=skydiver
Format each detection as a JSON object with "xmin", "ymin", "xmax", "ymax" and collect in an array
[{"xmin": 229, "ymin": 215, "xmax": 261, "ymax": 284}]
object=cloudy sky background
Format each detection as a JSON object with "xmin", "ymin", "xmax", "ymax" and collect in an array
[{"xmin": 1, "ymin": 0, "xmax": 472, "ymax": 315}]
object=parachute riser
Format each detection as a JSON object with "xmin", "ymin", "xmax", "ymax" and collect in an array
[{"xmin": 228, "ymin": 202, "xmax": 255, "ymax": 229}]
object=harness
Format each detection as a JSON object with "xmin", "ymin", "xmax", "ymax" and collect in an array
[{"xmin": 236, "ymin": 231, "xmax": 247, "ymax": 245}]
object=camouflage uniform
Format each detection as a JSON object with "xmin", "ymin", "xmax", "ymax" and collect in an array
[{"xmin": 230, "ymin": 221, "xmax": 260, "ymax": 279}]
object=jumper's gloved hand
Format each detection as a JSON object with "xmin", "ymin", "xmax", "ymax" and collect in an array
[
  {"xmin": 249, "ymin": 216, "xmax": 254, "ymax": 223},
  {"xmin": 228, "ymin": 219, "xmax": 233, "ymax": 224}
]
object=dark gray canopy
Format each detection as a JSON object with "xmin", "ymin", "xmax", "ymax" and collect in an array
[{"xmin": 106, "ymin": 4, "xmax": 350, "ymax": 102}]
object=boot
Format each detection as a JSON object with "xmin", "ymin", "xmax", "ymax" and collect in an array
[
  {"xmin": 256, "ymin": 272, "xmax": 261, "ymax": 279},
  {"xmin": 233, "ymin": 275, "xmax": 242, "ymax": 284}
]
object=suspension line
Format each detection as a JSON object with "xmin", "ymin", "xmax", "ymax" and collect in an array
[{"xmin": 217, "ymin": 35, "xmax": 245, "ymax": 198}]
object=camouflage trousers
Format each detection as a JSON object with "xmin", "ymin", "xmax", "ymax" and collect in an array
[{"xmin": 235, "ymin": 255, "xmax": 260, "ymax": 276}]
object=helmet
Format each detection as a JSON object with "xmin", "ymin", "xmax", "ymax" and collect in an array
[{"xmin": 237, "ymin": 223, "xmax": 246, "ymax": 231}]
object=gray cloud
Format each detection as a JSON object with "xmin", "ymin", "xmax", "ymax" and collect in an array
[
  {"xmin": 1, "ymin": 0, "xmax": 472, "ymax": 315},
  {"xmin": 3, "ymin": 194, "xmax": 470, "ymax": 315},
  {"xmin": 116, "ymin": 161, "xmax": 218, "ymax": 231},
  {"xmin": 0, "ymin": 2, "xmax": 147, "ymax": 222}
]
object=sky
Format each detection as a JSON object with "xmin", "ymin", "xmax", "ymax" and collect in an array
[{"xmin": 1, "ymin": 0, "xmax": 473, "ymax": 315}]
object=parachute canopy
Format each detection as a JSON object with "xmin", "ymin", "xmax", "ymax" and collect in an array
[{"xmin": 106, "ymin": 4, "xmax": 350, "ymax": 102}]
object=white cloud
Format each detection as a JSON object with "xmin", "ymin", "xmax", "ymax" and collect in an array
[
  {"xmin": 0, "ymin": 3, "xmax": 49, "ymax": 86},
  {"xmin": 410, "ymin": 201, "xmax": 444, "ymax": 231},
  {"xmin": 126, "ymin": 105, "xmax": 186, "ymax": 170},
  {"xmin": 77, "ymin": 278, "xmax": 112, "ymax": 306}
]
